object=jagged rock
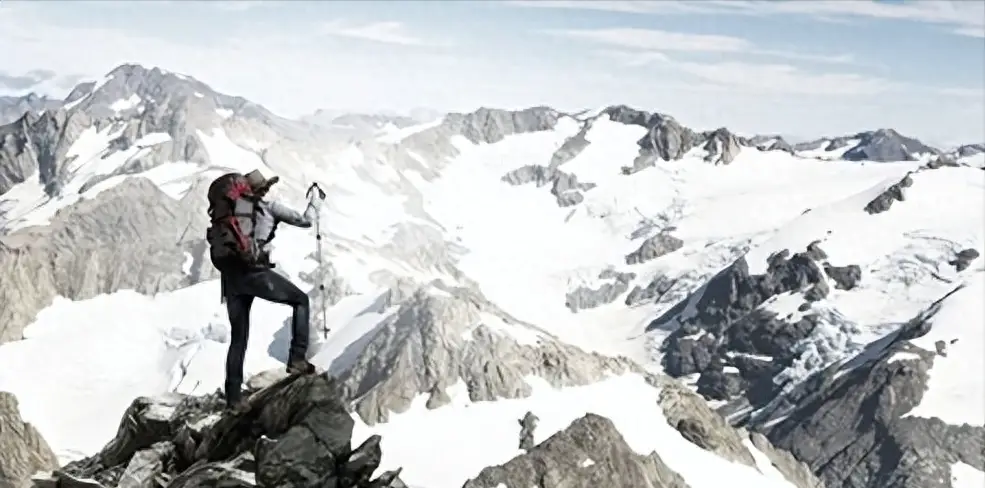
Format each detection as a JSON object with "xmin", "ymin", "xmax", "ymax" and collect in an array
[
  {"xmin": 655, "ymin": 244, "xmax": 864, "ymax": 406},
  {"xmin": 564, "ymin": 270, "xmax": 635, "ymax": 312},
  {"xmin": 823, "ymin": 264, "xmax": 861, "ymax": 290},
  {"xmin": 924, "ymin": 154, "xmax": 959, "ymax": 169},
  {"xmin": 0, "ymin": 108, "xmax": 93, "ymax": 197},
  {"xmin": 336, "ymin": 286, "xmax": 637, "ymax": 425},
  {"xmin": 0, "ymin": 392, "xmax": 59, "ymax": 488},
  {"xmin": 954, "ymin": 143, "xmax": 984, "ymax": 158},
  {"xmin": 43, "ymin": 374, "xmax": 404, "ymax": 488},
  {"xmin": 625, "ymin": 274, "xmax": 679, "ymax": 307},
  {"xmin": 0, "ymin": 94, "xmax": 63, "ymax": 126},
  {"xmin": 0, "ymin": 177, "xmax": 212, "ymax": 344},
  {"xmin": 501, "ymin": 164, "xmax": 596, "ymax": 208},
  {"xmin": 463, "ymin": 414, "xmax": 691, "ymax": 488},
  {"xmin": 518, "ymin": 412, "xmax": 539, "ymax": 452},
  {"xmin": 657, "ymin": 382, "xmax": 757, "ymax": 466},
  {"xmin": 747, "ymin": 432, "xmax": 825, "ymax": 488},
  {"xmin": 749, "ymin": 135, "xmax": 795, "ymax": 154},
  {"xmin": 948, "ymin": 248, "xmax": 979, "ymax": 272},
  {"xmin": 842, "ymin": 129, "xmax": 938, "ymax": 162},
  {"xmin": 605, "ymin": 105, "xmax": 702, "ymax": 174},
  {"xmin": 702, "ymin": 128, "xmax": 742, "ymax": 165},
  {"xmin": 444, "ymin": 107, "xmax": 559, "ymax": 145},
  {"xmin": 863, "ymin": 173, "xmax": 913, "ymax": 214},
  {"xmin": 625, "ymin": 232, "xmax": 684, "ymax": 265},
  {"xmin": 549, "ymin": 123, "xmax": 591, "ymax": 168},
  {"xmin": 754, "ymin": 286, "xmax": 985, "ymax": 488}
]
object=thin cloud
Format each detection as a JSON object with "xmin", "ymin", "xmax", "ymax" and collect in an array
[
  {"xmin": 593, "ymin": 48, "xmax": 890, "ymax": 96},
  {"xmin": 549, "ymin": 27, "xmax": 857, "ymax": 65},
  {"xmin": 212, "ymin": 1, "xmax": 273, "ymax": 12},
  {"xmin": 320, "ymin": 20, "xmax": 440, "ymax": 47},
  {"xmin": 548, "ymin": 27, "xmax": 751, "ymax": 53},
  {"xmin": 0, "ymin": 69, "xmax": 56, "ymax": 90},
  {"xmin": 512, "ymin": 0, "xmax": 985, "ymax": 39}
]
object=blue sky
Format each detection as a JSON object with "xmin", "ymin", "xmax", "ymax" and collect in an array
[{"xmin": 0, "ymin": 0, "xmax": 982, "ymax": 145}]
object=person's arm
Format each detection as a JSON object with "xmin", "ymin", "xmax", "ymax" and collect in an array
[{"xmin": 267, "ymin": 196, "xmax": 320, "ymax": 228}]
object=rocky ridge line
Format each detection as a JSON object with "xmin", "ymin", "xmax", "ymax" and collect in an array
[{"xmin": 33, "ymin": 373, "xmax": 405, "ymax": 488}]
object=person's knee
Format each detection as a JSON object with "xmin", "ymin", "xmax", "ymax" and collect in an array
[{"xmin": 295, "ymin": 291, "xmax": 310, "ymax": 310}]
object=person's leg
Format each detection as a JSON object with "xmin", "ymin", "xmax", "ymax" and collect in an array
[
  {"xmin": 224, "ymin": 294, "xmax": 254, "ymax": 405},
  {"xmin": 236, "ymin": 269, "xmax": 312, "ymax": 368}
]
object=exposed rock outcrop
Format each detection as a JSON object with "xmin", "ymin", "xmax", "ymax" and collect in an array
[
  {"xmin": 655, "ymin": 244, "xmax": 864, "ymax": 407},
  {"xmin": 0, "ymin": 94, "xmax": 63, "ymax": 126},
  {"xmin": 948, "ymin": 248, "xmax": 979, "ymax": 272},
  {"xmin": 463, "ymin": 414, "xmax": 692, "ymax": 488},
  {"xmin": 564, "ymin": 269, "xmax": 635, "ymax": 312},
  {"xmin": 625, "ymin": 232, "xmax": 684, "ymax": 265},
  {"xmin": 863, "ymin": 173, "xmax": 914, "ymax": 214},
  {"xmin": 34, "ymin": 374, "xmax": 405, "ymax": 488},
  {"xmin": 602, "ymin": 105, "xmax": 745, "ymax": 173},
  {"xmin": 0, "ymin": 177, "xmax": 212, "ymax": 344},
  {"xmin": 842, "ymin": 129, "xmax": 938, "ymax": 162},
  {"xmin": 335, "ymin": 286, "xmax": 638, "ymax": 425},
  {"xmin": 0, "ymin": 392, "xmax": 59, "ymax": 488},
  {"xmin": 750, "ymin": 284, "xmax": 985, "ymax": 488},
  {"xmin": 501, "ymin": 164, "xmax": 596, "ymax": 207}
]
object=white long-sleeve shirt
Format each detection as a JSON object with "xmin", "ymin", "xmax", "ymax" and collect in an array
[{"xmin": 252, "ymin": 195, "xmax": 321, "ymax": 254}]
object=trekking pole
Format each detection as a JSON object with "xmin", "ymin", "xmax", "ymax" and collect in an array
[{"xmin": 307, "ymin": 183, "xmax": 330, "ymax": 339}]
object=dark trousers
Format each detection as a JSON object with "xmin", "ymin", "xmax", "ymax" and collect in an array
[{"xmin": 222, "ymin": 268, "xmax": 310, "ymax": 403}]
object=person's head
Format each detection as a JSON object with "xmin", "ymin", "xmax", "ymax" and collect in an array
[{"xmin": 245, "ymin": 170, "xmax": 279, "ymax": 198}]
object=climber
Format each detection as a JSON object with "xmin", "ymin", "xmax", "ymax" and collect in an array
[{"xmin": 205, "ymin": 169, "xmax": 326, "ymax": 408}]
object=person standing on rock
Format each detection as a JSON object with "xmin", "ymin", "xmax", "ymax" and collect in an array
[{"xmin": 205, "ymin": 169, "xmax": 326, "ymax": 408}]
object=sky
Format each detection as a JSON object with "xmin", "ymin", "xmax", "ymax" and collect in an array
[{"xmin": 0, "ymin": 0, "xmax": 982, "ymax": 146}]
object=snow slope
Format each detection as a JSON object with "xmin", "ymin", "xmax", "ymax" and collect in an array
[
  {"xmin": 904, "ymin": 270, "xmax": 985, "ymax": 426},
  {"xmin": 351, "ymin": 374, "xmax": 800, "ymax": 488}
]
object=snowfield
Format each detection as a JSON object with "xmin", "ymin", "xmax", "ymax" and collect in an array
[
  {"xmin": 351, "ymin": 374, "xmax": 801, "ymax": 488},
  {"xmin": 904, "ymin": 270, "xmax": 985, "ymax": 427},
  {"xmin": 1, "ymin": 93, "xmax": 983, "ymax": 486}
]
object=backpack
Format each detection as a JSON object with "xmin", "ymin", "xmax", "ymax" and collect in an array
[{"xmin": 205, "ymin": 173, "xmax": 262, "ymax": 272}]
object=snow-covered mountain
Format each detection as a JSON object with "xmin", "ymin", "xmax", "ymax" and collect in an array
[{"xmin": 0, "ymin": 63, "xmax": 982, "ymax": 488}]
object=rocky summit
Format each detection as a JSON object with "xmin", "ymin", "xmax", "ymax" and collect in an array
[{"xmin": 31, "ymin": 374, "xmax": 404, "ymax": 488}]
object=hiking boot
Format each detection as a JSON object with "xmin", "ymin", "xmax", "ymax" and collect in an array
[{"xmin": 286, "ymin": 358, "xmax": 316, "ymax": 375}]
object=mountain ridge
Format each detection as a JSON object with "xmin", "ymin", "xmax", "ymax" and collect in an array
[{"xmin": 2, "ymin": 63, "xmax": 979, "ymax": 164}]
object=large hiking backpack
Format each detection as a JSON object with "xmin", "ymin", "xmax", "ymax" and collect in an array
[{"xmin": 205, "ymin": 173, "xmax": 262, "ymax": 272}]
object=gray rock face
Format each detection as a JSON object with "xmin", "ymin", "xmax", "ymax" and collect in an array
[
  {"xmin": 603, "ymin": 105, "xmax": 745, "ymax": 173},
  {"xmin": 701, "ymin": 127, "xmax": 742, "ymax": 165},
  {"xmin": 39, "ymin": 374, "xmax": 405, "ymax": 488},
  {"xmin": 0, "ymin": 94, "xmax": 62, "ymax": 126},
  {"xmin": 501, "ymin": 164, "xmax": 596, "ymax": 208},
  {"xmin": 658, "ymin": 382, "xmax": 757, "ymax": 467},
  {"xmin": 751, "ymin": 286, "xmax": 985, "ymax": 488},
  {"xmin": 444, "ymin": 106, "xmax": 559, "ymax": 145},
  {"xmin": 0, "ymin": 392, "xmax": 59, "ymax": 488},
  {"xmin": 954, "ymin": 143, "xmax": 984, "ymax": 158},
  {"xmin": 463, "ymin": 413, "xmax": 692, "ymax": 488},
  {"xmin": 948, "ymin": 248, "xmax": 979, "ymax": 272},
  {"xmin": 864, "ymin": 173, "xmax": 914, "ymax": 214},
  {"xmin": 0, "ymin": 108, "xmax": 93, "ymax": 198},
  {"xmin": 604, "ymin": 105, "xmax": 701, "ymax": 174},
  {"xmin": 564, "ymin": 269, "xmax": 635, "ymax": 312},
  {"xmin": 0, "ymin": 177, "xmax": 212, "ymax": 344},
  {"xmin": 335, "ymin": 286, "xmax": 638, "ymax": 425},
  {"xmin": 655, "ymin": 244, "xmax": 864, "ymax": 407},
  {"xmin": 749, "ymin": 135, "xmax": 796, "ymax": 154},
  {"xmin": 842, "ymin": 129, "xmax": 939, "ymax": 162},
  {"xmin": 625, "ymin": 232, "xmax": 684, "ymax": 265},
  {"xmin": 518, "ymin": 412, "xmax": 539, "ymax": 452}
]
